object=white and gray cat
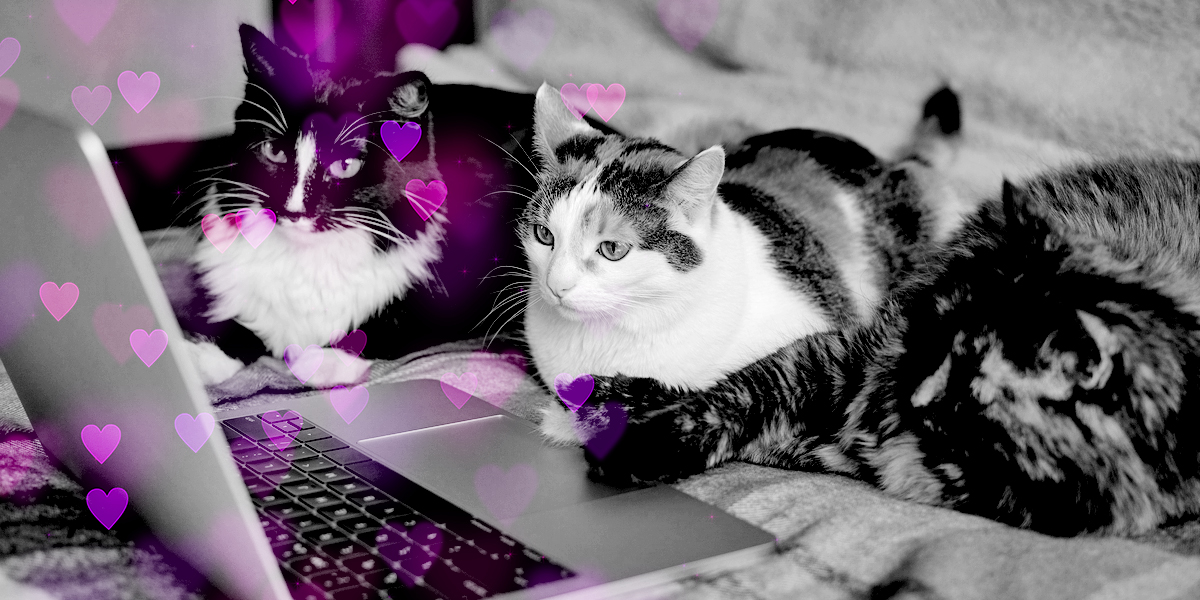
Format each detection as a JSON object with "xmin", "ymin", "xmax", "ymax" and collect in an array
[{"xmin": 520, "ymin": 82, "xmax": 969, "ymax": 442}]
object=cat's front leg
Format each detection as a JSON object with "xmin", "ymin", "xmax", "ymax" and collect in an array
[
  {"xmin": 287, "ymin": 346, "xmax": 373, "ymax": 388},
  {"xmin": 580, "ymin": 375, "xmax": 738, "ymax": 487},
  {"xmin": 179, "ymin": 337, "xmax": 246, "ymax": 385}
]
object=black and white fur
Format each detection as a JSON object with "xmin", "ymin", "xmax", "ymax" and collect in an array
[
  {"xmin": 522, "ymin": 82, "xmax": 967, "ymax": 443},
  {"xmin": 579, "ymin": 158, "xmax": 1200, "ymax": 537}
]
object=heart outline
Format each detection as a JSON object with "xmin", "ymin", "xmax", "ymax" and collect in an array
[
  {"xmin": 80, "ymin": 423, "xmax": 120, "ymax": 464},
  {"xmin": 71, "ymin": 85, "xmax": 111, "ymax": 126},
  {"xmin": 117, "ymin": 70, "xmax": 160, "ymax": 114},
  {"xmin": 129, "ymin": 328, "xmax": 168, "ymax": 367},
  {"xmin": 39, "ymin": 281, "xmax": 79, "ymax": 321},
  {"xmin": 200, "ymin": 213, "xmax": 238, "ymax": 253},
  {"xmin": 174, "ymin": 412, "xmax": 215, "ymax": 453},
  {"xmin": 284, "ymin": 344, "xmax": 324, "ymax": 384},
  {"xmin": 405, "ymin": 179, "xmax": 447, "ymax": 221},
  {"xmin": 330, "ymin": 385, "xmax": 369, "ymax": 424},
  {"xmin": 439, "ymin": 372, "xmax": 478, "ymax": 409},
  {"xmin": 86, "ymin": 487, "xmax": 128, "ymax": 530},
  {"xmin": 586, "ymin": 83, "xmax": 626, "ymax": 123}
]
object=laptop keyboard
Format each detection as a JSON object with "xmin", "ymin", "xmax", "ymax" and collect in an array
[{"xmin": 222, "ymin": 413, "xmax": 575, "ymax": 600}]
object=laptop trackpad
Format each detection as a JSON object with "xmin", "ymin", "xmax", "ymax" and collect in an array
[{"xmin": 358, "ymin": 416, "xmax": 624, "ymax": 524}]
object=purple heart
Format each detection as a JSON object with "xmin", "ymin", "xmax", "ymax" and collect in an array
[
  {"xmin": 80, "ymin": 424, "xmax": 120, "ymax": 464},
  {"xmin": 553, "ymin": 373, "xmax": 595, "ymax": 412},
  {"xmin": 581, "ymin": 402, "xmax": 627, "ymax": 461},
  {"xmin": 394, "ymin": 0, "xmax": 460, "ymax": 48},
  {"xmin": 174, "ymin": 412, "xmax": 215, "ymax": 453},
  {"xmin": 262, "ymin": 410, "xmax": 303, "ymax": 451},
  {"xmin": 381, "ymin": 120, "xmax": 421, "ymax": 163},
  {"xmin": 330, "ymin": 329, "xmax": 367, "ymax": 361},
  {"xmin": 0, "ymin": 37, "xmax": 20, "ymax": 79},
  {"xmin": 86, "ymin": 487, "xmax": 128, "ymax": 530}
]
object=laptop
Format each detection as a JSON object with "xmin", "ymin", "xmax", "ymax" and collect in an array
[{"xmin": 0, "ymin": 107, "xmax": 775, "ymax": 600}]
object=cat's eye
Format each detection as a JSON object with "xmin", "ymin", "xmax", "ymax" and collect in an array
[
  {"xmin": 260, "ymin": 141, "xmax": 286, "ymax": 164},
  {"xmin": 329, "ymin": 158, "xmax": 363, "ymax": 179},
  {"xmin": 533, "ymin": 224, "xmax": 554, "ymax": 246},
  {"xmin": 598, "ymin": 240, "xmax": 631, "ymax": 261}
]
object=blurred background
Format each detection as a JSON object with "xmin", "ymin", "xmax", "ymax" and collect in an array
[{"xmin": 2, "ymin": 0, "xmax": 1199, "ymax": 201}]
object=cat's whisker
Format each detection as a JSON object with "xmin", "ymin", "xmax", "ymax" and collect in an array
[
  {"xmin": 233, "ymin": 118, "xmax": 285, "ymax": 135},
  {"xmin": 481, "ymin": 136, "xmax": 538, "ymax": 181},
  {"xmin": 478, "ymin": 290, "xmax": 532, "ymax": 345},
  {"xmin": 344, "ymin": 215, "xmax": 404, "ymax": 236},
  {"xmin": 242, "ymin": 83, "xmax": 288, "ymax": 131},
  {"xmin": 194, "ymin": 177, "xmax": 267, "ymax": 196},
  {"xmin": 484, "ymin": 189, "xmax": 535, "ymax": 203},
  {"xmin": 338, "ymin": 110, "xmax": 395, "ymax": 144}
]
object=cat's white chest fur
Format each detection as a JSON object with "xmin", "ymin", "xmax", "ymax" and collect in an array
[
  {"xmin": 526, "ymin": 204, "xmax": 830, "ymax": 390},
  {"xmin": 195, "ymin": 219, "xmax": 443, "ymax": 356}
]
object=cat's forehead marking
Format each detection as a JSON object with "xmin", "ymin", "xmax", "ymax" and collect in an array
[{"xmin": 286, "ymin": 132, "xmax": 318, "ymax": 215}]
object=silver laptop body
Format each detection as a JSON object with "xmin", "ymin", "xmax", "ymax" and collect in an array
[{"xmin": 0, "ymin": 107, "xmax": 775, "ymax": 600}]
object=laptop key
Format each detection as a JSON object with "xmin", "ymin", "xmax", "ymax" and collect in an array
[
  {"xmin": 242, "ymin": 477, "xmax": 274, "ymax": 497},
  {"xmin": 250, "ymin": 490, "xmax": 290, "ymax": 507},
  {"xmin": 302, "ymin": 526, "xmax": 347, "ymax": 546},
  {"xmin": 331, "ymin": 586, "xmax": 376, "ymax": 600},
  {"xmin": 311, "ymin": 467, "xmax": 355, "ymax": 484},
  {"xmin": 319, "ymin": 539, "xmax": 369, "ymax": 560},
  {"xmin": 223, "ymin": 416, "xmax": 274, "ymax": 441},
  {"xmin": 288, "ymin": 554, "xmax": 336, "ymax": 577},
  {"xmin": 274, "ymin": 446, "xmax": 318, "ymax": 462},
  {"xmin": 445, "ymin": 519, "xmax": 508, "ymax": 556},
  {"xmin": 295, "ymin": 427, "xmax": 333, "ymax": 444},
  {"xmin": 262, "ymin": 525, "xmax": 292, "ymax": 545},
  {"xmin": 366, "ymin": 502, "xmax": 413, "ymax": 520},
  {"xmin": 376, "ymin": 540, "xmax": 421, "ymax": 564},
  {"xmin": 299, "ymin": 491, "xmax": 341, "ymax": 509},
  {"xmin": 309, "ymin": 569, "xmax": 359, "ymax": 593},
  {"xmin": 264, "ymin": 501, "xmax": 306, "ymax": 520},
  {"xmin": 271, "ymin": 539, "xmax": 313, "ymax": 562},
  {"xmin": 281, "ymin": 513, "xmax": 325, "ymax": 532},
  {"xmin": 281, "ymin": 480, "xmax": 324, "ymax": 497},
  {"xmin": 374, "ymin": 571, "xmax": 443, "ymax": 600},
  {"xmin": 359, "ymin": 528, "xmax": 402, "ymax": 548},
  {"xmin": 324, "ymin": 447, "xmax": 372, "ymax": 466},
  {"xmin": 336, "ymin": 515, "xmax": 380, "ymax": 535},
  {"xmin": 328, "ymin": 478, "xmax": 372, "ymax": 496},
  {"xmin": 319, "ymin": 503, "xmax": 358, "ymax": 521},
  {"xmin": 306, "ymin": 437, "xmax": 349, "ymax": 453},
  {"xmin": 403, "ymin": 558, "xmax": 486, "ymax": 599},
  {"xmin": 248, "ymin": 457, "xmax": 292, "ymax": 474},
  {"xmin": 227, "ymin": 437, "xmax": 257, "ymax": 452},
  {"xmin": 342, "ymin": 553, "xmax": 386, "ymax": 576},
  {"xmin": 346, "ymin": 490, "xmax": 394, "ymax": 508},
  {"xmin": 296, "ymin": 457, "xmax": 338, "ymax": 472},
  {"xmin": 264, "ymin": 468, "xmax": 309, "ymax": 486}
]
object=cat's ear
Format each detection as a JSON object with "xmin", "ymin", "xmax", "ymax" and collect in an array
[
  {"xmin": 388, "ymin": 73, "xmax": 431, "ymax": 119},
  {"xmin": 239, "ymin": 24, "xmax": 310, "ymax": 102},
  {"xmin": 1002, "ymin": 178, "xmax": 1057, "ymax": 248},
  {"xmin": 533, "ymin": 82, "xmax": 599, "ymax": 164},
  {"xmin": 666, "ymin": 145, "xmax": 725, "ymax": 223}
]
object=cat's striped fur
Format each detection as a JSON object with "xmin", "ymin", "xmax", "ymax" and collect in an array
[
  {"xmin": 522, "ymin": 83, "xmax": 964, "ymax": 403},
  {"xmin": 581, "ymin": 159, "xmax": 1200, "ymax": 536}
]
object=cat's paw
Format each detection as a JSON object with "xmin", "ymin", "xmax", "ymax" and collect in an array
[
  {"xmin": 581, "ymin": 375, "xmax": 712, "ymax": 487},
  {"xmin": 303, "ymin": 348, "xmax": 373, "ymax": 388},
  {"xmin": 537, "ymin": 401, "xmax": 582, "ymax": 446},
  {"xmin": 181, "ymin": 338, "xmax": 245, "ymax": 386}
]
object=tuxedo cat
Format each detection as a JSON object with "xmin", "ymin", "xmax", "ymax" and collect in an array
[
  {"xmin": 521, "ymin": 82, "xmax": 968, "ymax": 441},
  {"xmin": 172, "ymin": 26, "xmax": 543, "ymax": 386},
  {"xmin": 578, "ymin": 158, "xmax": 1200, "ymax": 536}
]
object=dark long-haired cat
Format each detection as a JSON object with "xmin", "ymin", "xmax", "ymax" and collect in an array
[
  {"xmin": 521, "ymin": 82, "xmax": 972, "ymax": 443},
  {"xmin": 170, "ymin": 25, "xmax": 541, "ymax": 386},
  {"xmin": 569, "ymin": 157, "xmax": 1200, "ymax": 536}
]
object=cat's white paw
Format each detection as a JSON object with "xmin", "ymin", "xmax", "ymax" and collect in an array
[
  {"xmin": 181, "ymin": 338, "xmax": 245, "ymax": 385},
  {"xmin": 304, "ymin": 348, "xmax": 372, "ymax": 388},
  {"xmin": 538, "ymin": 401, "xmax": 582, "ymax": 446}
]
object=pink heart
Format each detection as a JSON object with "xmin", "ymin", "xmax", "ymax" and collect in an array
[
  {"xmin": 0, "ymin": 79, "xmax": 18, "ymax": 132},
  {"xmin": 381, "ymin": 120, "xmax": 421, "ymax": 163},
  {"xmin": 284, "ymin": 344, "xmax": 324, "ymax": 384},
  {"xmin": 586, "ymin": 84, "xmax": 626, "ymax": 123},
  {"xmin": 117, "ymin": 70, "xmax": 160, "ymax": 114},
  {"xmin": 0, "ymin": 38, "xmax": 20, "ymax": 79},
  {"xmin": 92, "ymin": 303, "xmax": 155, "ymax": 365},
  {"xmin": 235, "ymin": 208, "xmax": 276, "ymax": 248},
  {"xmin": 553, "ymin": 373, "xmax": 595, "ymax": 412},
  {"xmin": 200, "ymin": 213, "xmax": 239, "ymax": 253},
  {"xmin": 330, "ymin": 385, "xmax": 369, "ymax": 424},
  {"xmin": 80, "ymin": 424, "xmax": 121, "ymax": 464},
  {"xmin": 44, "ymin": 163, "xmax": 112, "ymax": 245},
  {"xmin": 394, "ymin": 0, "xmax": 460, "ymax": 48},
  {"xmin": 262, "ymin": 410, "xmax": 303, "ymax": 451},
  {"xmin": 330, "ymin": 329, "xmax": 367, "ymax": 364},
  {"xmin": 71, "ymin": 85, "xmax": 111, "ymax": 126},
  {"xmin": 474, "ymin": 463, "xmax": 537, "ymax": 524},
  {"xmin": 129, "ymin": 328, "xmax": 168, "ymax": 367},
  {"xmin": 39, "ymin": 281, "xmax": 79, "ymax": 321},
  {"xmin": 405, "ymin": 179, "xmax": 447, "ymax": 221},
  {"xmin": 86, "ymin": 487, "xmax": 128, "ymax": 530},
  {"xmin": 280, "ymin": 0, "xmax": 344, "ymax": 56},
  {"xmin": 53, "ymin": 0, "xmax": 118, "ymax": 45},
  {"xmin": 559, "ymin": 83, "xmax": 593, "ymax": 120},
  {"xmin": 489, "ymin": 9, "xmax": 554, "ymax": 72},
  {"xmin": 439, "ymin": 372, "xmax": 478, "ymax": 409},
  {"xmin": 657, "ymin": 0, "xmax": 721, "ymax": 52},
  {"xmin": 174, "ymin": 412, "xmax": 215, "ymax": 453}
]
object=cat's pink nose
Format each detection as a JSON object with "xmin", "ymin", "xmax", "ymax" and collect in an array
[{"xmin": 550, "ymin": 285, "xmax": 574, "ymax": 300}]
